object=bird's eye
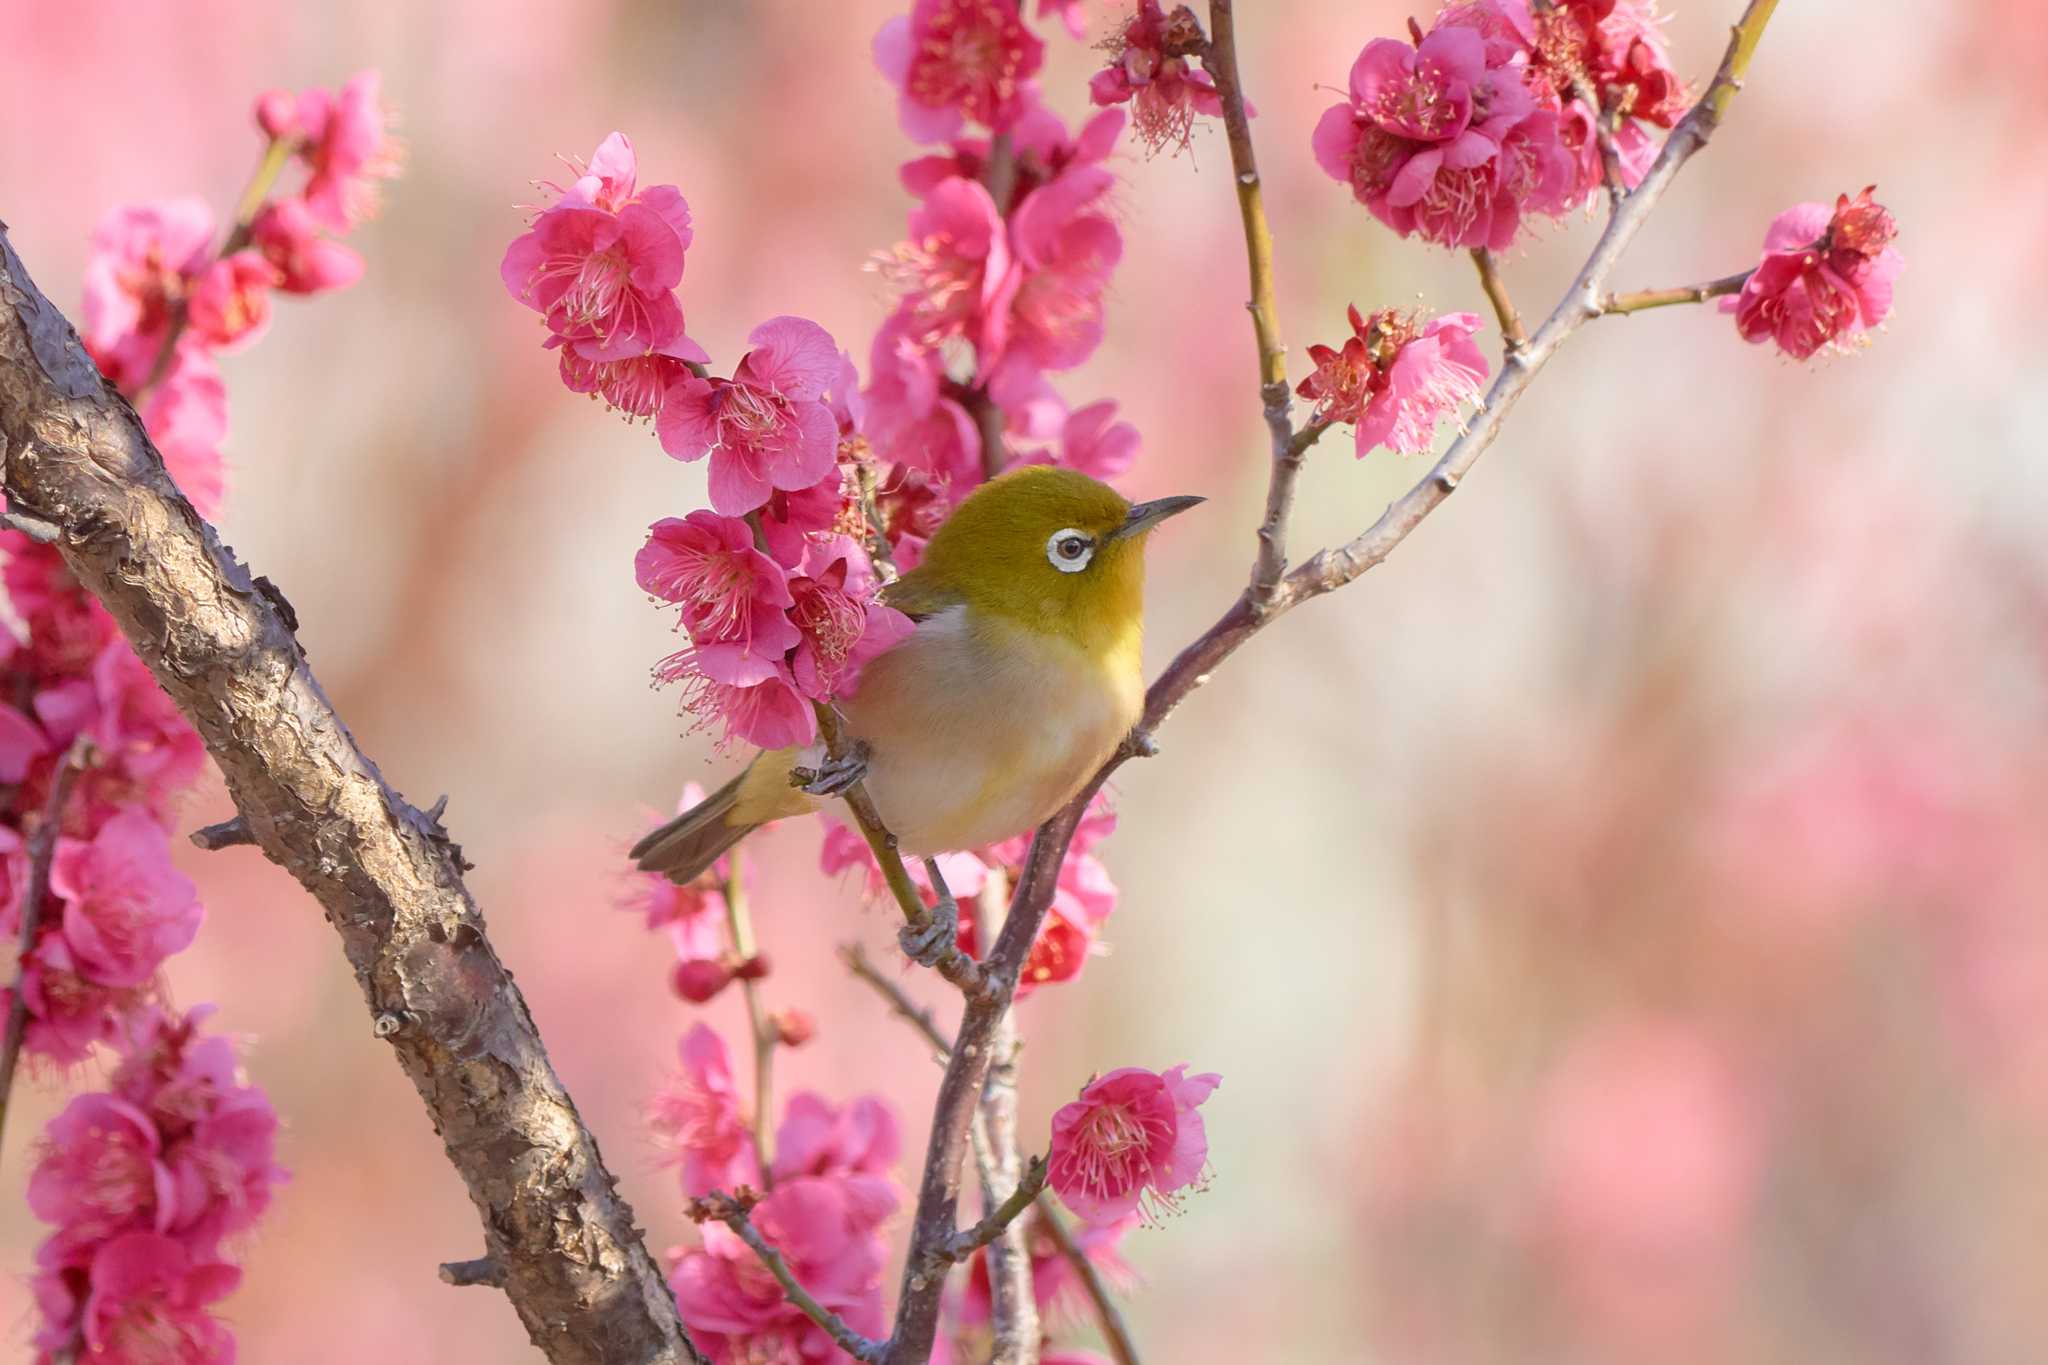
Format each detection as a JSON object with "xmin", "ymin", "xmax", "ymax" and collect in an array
[{"xmin": 1046, "ymin": 528, "xmax": 1095, "ymax": 573}]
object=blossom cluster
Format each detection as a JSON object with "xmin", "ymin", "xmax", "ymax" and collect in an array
[
  {"xmin": 2, "ymin": 68, "xmax": 393, "ymax": 1362},
  {"xmin": 79, "ymin": 70, "xmax": 394, "ymax": 518},
  {"xmin": 657, "ymin": 1024, "xmax": 903, "ymax": 1360},
  {"xmin": 1298, "ymin": 305, "xmax": 1490, "ymax": 459},
  {"xmin": 1727, "ymin": 187, "xmax": 1902, "ymax": 360},
  {"xmin": 26, "ymin": 1008, "xmax": 283, "ymax": 1364},
  {"xmin": 1312, "ymin": 0, "xmax": 1686, "ymax": 249}
]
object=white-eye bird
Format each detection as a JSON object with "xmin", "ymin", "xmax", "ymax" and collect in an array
[{"xmin": 630, "ymin": 466, "xmax": 1202, "ymax": 883}]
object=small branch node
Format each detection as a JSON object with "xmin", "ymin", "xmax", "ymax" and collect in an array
[
  {"xmin": 190, "ymin": 815, "xmax": 256, "ymax": 850},
  {"xmin": 439, "ymin": 1256, "xmax": 506, "ymax": 1288}
]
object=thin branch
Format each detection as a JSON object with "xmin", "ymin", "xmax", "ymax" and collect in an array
[
  {"xmin": 1284, "ymin": 418, "xmax": 1334, "ymax": 461},
  {"xmin": 840, "ymin": 942, "xmax": 951, "ymax": 1056},
  {"xmin": 0, "ymin": 227, "xmax": 706, "ymax": 1365},
  {"xmin": 1470, "ymin": 248, "xmax": 1527, "ymax": 352},
  {"xmin": 1201, "ymin": 0, "xmax": 1299, "ymax": 614},
  {"xmin": 1598, "ymin": 268, "xmax": 1753, "ymax": 315},
  {"xmin": 0, "ymin": 737, "xmax": 92, "ymax": 1151},
  {"xmin": 805, "ymin": 704, "xmax": 931, "ymax": 932},
  {"xmin": 1038, "ymin": 1207, "xmax": 1142, "ymax": 1365},
  {"xmin": 1285, "ymin": 0, "xmax": 1780, "ymax": 602},
  {"xmin": 722, "ymin": 848, "xmax": 776, "ymax": 1181},
  {"xmin": 692, "ymin": 1192, "xmax": 886, "ymax": 1362},
  {"xmin": 189, "ymin": 814, "xmax": 256, "ymax": 850},
  {"xmin": 886, "ymin": 11, "xmax": 1782, "ymax": 1356},
  {"xmin": 933, "ymin": 1155, "xmax": 1049, "ymax": 1265}
]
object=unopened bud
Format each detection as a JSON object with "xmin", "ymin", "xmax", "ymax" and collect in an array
[
  {"xmin": 672, "ymin": 958, "xmax": 733, "ymax": 1003},
  {"xmin": 770, "ymin": 1009, "xmax": 816, "ymax": 1047},
  {"xmin": 732, "ymin": 953, "xmax": 772, "ymax": 981}
]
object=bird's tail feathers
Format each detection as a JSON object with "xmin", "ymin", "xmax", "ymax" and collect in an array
[{"xmin": 631, "ymin": 772, "xmax": 759, "ymax": 885}]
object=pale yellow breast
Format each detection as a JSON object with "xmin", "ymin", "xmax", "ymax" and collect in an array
[{"xmin": 839, "ymin": 605, "xmax": 1141, "ymax": 855}]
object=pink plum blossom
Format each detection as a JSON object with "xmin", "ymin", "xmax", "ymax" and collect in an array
[
  {"xmin": 250, "ymin": 197, "xmax": 365, "ymax": 295},
  {"xmin": 658, "ymin": 317, "xmax": 842, "ymax": 516},
  {"xmin": 875, "ymin": 176, "xmax": 1014, "ymax": 356},
  {"xmin": 138, "ymin": 345, "xmax": 229, "ymax": 519},
  {"xmin": 1311, "ymin": 19, "xmax": 1573, "ymax": 249},
  {"xmin": 502, "ymin": 133, "xmax": 708, "ymax": 417},
  {"xmin": 1089, "ymin": 0, "xmax": 1233, "ymax": 153},
  {"xmin": 1048, "ymin": 1064, "xmax": 1220, "ymax": 1225},
  {"xmin": 27, "ymin": 1096, "xmax": 171, "ymax": 1246},
  {"xmin": 772, "ymin": 1091, "xmax": 900, "ymax": 1182},
  {"xmin": 776, "ymin": 534, "xmax": 915, "ymax": 700},
  {"xmin": 1297, "ymin": 306, "xmax": 1488, "ymax": 457},
  {"xmin": 79, "ymin": 198, "xmax": 216, "ymax": 390},
  {"xmin": 875, "ymin": 0, "xmax": 1046, "ymax": 142},
  {"xmin": 268, "ymin": 69, "xmax": 403, "ymax": 231},
  {"xmin": 184, "ymin": 250, "xmax": 274, "ymax": 351},
  {"xmin": 651, "ymin": 1024, "xmax": 759, "ymax": 1198},
  {"xmin": 51, "ymin": 807, "xmax": 201, "ymax": 989},
  {"xmin": 1727, "ymin": 187, "xmax": 1902, "ymax": 360},
  {"xmin": 17, "ymin": 936, "xmax": 131, "ymax": 1065},
  {"xmin": 79, "ymin": 1232, "xmax": 240, "ymax": 1364},
  {"xmin": 1003, "ymin": 164, "xmax": 1123, "ymax": 373},
  {"xmin": 1038, "ymin": 0, "xmax": 1089, "ymax": 39},
  {"xmin": 636, "ymin": 513, "xmax": 800, "ymax": 657},
  {"xmin": 0, "ymin": 701, "xmax": 51, "ymax": 783},
  {"xmin": 654, "ymin": 643, "xmax": 816, "ymax": 749}
]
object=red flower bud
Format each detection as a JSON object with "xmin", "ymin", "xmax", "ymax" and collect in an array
[
  {"xmin": 732, "ymin": 953, "xmax": 772, "ymax": 981},
  {"xmin": 672, "ymin": 958, "xmax": 733, "ymax": 1003}
]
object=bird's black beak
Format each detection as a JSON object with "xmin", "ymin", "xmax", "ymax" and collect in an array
[{"xmin": 1111, "ymin": 494, "xmax": 1205, "ymax": 542}]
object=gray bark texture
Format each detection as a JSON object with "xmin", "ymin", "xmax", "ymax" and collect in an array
[{"xmin": 0, "ymin": 221, "xmax": 705, "ymax": 1365}]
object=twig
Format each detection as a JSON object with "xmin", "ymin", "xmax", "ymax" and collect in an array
[
  {"xmin": 841, "ymin": 942, "xmax": 951, "ymax": 1056},
  {"xmin": 439, "ymin": 1257, "xmax": 507, "ymax": 1288},
  {"xmin": 692, "ymin": 1192, "xmax": 886, "ymax": 1362},
  {"xmin": 0, "ymin": 737, "xmax": 92, "ymax": 1151},
  {"xmin": 881, "ymin": 8, "xmax": 1783, "ymax": 1358},
  {"xmin": 933, "ymin": 1155, "xmax": 1049, "ymax": 1265},
  {"xmin": 722, "ymin": 848, "xmax": 776, "ymax": 1180},
  {"xmin": 0, "ymin": 509, "xmax": 60, "ymax": 543},
  {"xmin": 1201, "ymin": 0, "xmax": 1297, "ymax": 614},
  {"xmin": 1598, "ymin": 268, "xmax": 1753, "ymax": 315},
  {"xmin": 0, "ymin": 227, "xmax": 707, "ymax": 1365},
  {"xmin": 190, "ymin": 814, "xmax": 256, "ymax": 850},
  {"xmin": 1286, "ymin": 0, "xmax": 1779, "ymax": 600},
  {"xmin": 1038, "ymin": 1207, "xmax": 1142, "ymax": 1365},
  {"xmin": 1470, "ymin": 248, "xmax": 1527, "ymax": 352},
  {"xmin": 807, "ymin": 704, "xmax": 931, "ymax": 929}
]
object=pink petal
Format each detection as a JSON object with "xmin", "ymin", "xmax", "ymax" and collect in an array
[{"xmin": 742, "ymin": 316, "xmax": 841, "ymax": 401}]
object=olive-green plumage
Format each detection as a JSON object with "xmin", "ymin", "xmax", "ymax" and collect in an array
[{"xmin": 631, "ymin": 467, "xmax": 1201, "ymax": 883}]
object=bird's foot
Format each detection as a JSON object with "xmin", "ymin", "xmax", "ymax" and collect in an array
[
  {"xmin": 898, "ymin": 898, "xmax": 960, "ymax": 970},
  {"xmin": 794, "ymin": 743, "xmax": 871, "ymax": 797}
]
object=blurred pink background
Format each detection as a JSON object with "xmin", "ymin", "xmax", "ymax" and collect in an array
[{"xmin": 2, "ymin": 1, "xmax": 2040, "ymax": 1361}]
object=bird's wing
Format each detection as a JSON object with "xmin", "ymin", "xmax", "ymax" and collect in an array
[{"xmin": 881, "ymin": 568, "xmax": 965, "ymax": 622}]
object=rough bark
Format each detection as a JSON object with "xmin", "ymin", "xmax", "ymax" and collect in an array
[{"xmin": 0, "ymin": 221, "xmax": 704, "ymax": 1365}]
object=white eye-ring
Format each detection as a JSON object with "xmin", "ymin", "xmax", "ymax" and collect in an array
[{"xmin": 1046, "ymin": 528, "xmax": 1095, "ymax": 573}]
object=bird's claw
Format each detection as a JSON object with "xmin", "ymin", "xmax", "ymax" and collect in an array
[
  {"xmin": 797, "ymin": 743, "xmax": 871, "ymax": 797},
  {"xmin": 898, "ymin": 899, "xmax": 960, "ymax": 969}
]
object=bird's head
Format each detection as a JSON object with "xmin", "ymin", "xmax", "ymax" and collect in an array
[{"xmin": 909, "ymin": 466, "xmax": 1203, "ymax": 656}]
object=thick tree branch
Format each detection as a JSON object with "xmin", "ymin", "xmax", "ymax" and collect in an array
[{"xmin": 0, "ymin": 226, "xmax": 705, "ymax": 1365}]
